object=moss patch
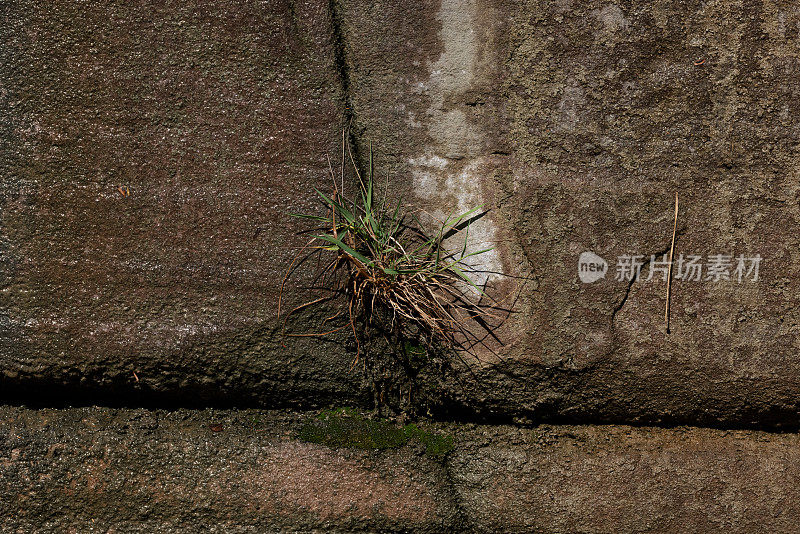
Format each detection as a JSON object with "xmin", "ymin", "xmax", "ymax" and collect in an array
[{"xmin": 298, "ymin": 407, "xmax": 454, "ymax": 458}]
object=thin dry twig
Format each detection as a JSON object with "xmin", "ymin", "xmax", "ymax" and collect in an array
[{"xmin": 665, "ymin": 192, "xmax": 679, "ymax": 334}]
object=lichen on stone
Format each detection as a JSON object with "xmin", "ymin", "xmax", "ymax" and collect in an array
[{"xmin": 298, "ymin": 407, "xmax": 454, "ymax": 457}]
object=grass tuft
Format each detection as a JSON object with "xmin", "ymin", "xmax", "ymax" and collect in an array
[{"xmin": 278, "ymin": 136, "xmax": 511, "ymax": 366}]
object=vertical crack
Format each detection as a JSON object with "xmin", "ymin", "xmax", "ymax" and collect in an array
[
  {"xmin": 610, "ymin": 243, "xmax": 673, "ymax": 328},
  {"xmin": 610, "ymin": 272, "xmax": 638, "ymax": 326},
  {"xmin": 327, "ymin": 0, "xmax": 364, "ymax": 167},
  {"xmin": 442, "ymin": 454, "xmax": 477, "ymax": 532}
]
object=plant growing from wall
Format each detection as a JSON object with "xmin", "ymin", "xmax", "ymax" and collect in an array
[{"xmin": 278, "ymin": 138, "xmax": 508, "ymax": 404}]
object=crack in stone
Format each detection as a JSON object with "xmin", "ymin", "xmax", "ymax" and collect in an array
[
  {"xmin": 328, "ymin": 0, "xmax": 364, "ymax": 169},
  {"xmin": 610, "ymin": 243, "xmax": 673, "ymax": 328}
]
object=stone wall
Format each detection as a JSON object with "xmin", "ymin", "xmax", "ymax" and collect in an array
[
  {"xmin": 3, "ymin": 2, "xmax": 800, "ymax": 530},
  {"xmin": 339, "ymin": 0, "xmax": 800, "ymax": 427},
  {"xmin": 5, "ymin": 0, "xmax": 799, "ymax": 427},
  {"xmin": 1, "ymin": 0, "xmax": 367, "ymax": 408},
  {"xmin": 4, "ymin": 406, "xmax": 800, "ymax": 533}
]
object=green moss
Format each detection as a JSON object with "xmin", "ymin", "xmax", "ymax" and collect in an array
[
  {"xmin": 403, "ymin": 423, "xmax": 454, "ymax": 457},
  {"xmin": 298, "ymin": 408, "xmax": 454, "ymax": 458},
  {"xmin": 403, "ymin": 341, "xmax": 427, "ymax": 359}
]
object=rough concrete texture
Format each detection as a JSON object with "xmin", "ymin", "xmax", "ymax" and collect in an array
[
  {"xmin": 450, "ymin": 421, "xmax": 800, "ymax": 533},
  {"xmin": 0, "ymin": 1, "xmax": 369, "ymax": 407},
  {"xmin": 3, "ymin": 0, "xmax": 800, "ymax": 429},
  {"xmin": 338, "ymin": 0, "xmax": 800, "ymax": 427},
  {"xmin": 3, "ymin": 406, "xmax": 800, "ymax": 533},
  {"xmin": 0, "ymin": 407, "xmax": 463, "ymax": 532}
]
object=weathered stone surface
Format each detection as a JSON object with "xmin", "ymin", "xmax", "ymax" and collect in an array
[
  {"xmin": 0, "ymin": 407, "xmax": 462, "ymax": 532},
  {"xmin": 0, "ymin": 1, "xmax": 366, "ymax": 407},
  {"xmin": 3, "ymin": 0, "xmax": 800, "ymax": 429},
  {"xmin": 338, "ymin": 0, "xmax": 800, "ymax": 427},
  {"xmin": 4, "ymin": 406, "xmax": 800, "ymax": 533},
  {"xmin": 450, "ymin": 422, "xmax": 800, "ymax": 533}
]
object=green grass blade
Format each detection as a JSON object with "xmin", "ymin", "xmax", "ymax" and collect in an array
[
  {"xmin": 315, "ymin": 189, "xmax": 355, "ymax": 224},
  {"xmin": 448, "ymin": 264, "xmax": 486, "ymax": 296},
  {"xmin": 367, "ymin": 212, "xmax": 381, "ymax": 237},
  {"xmin": 450, "ymin": 204, "xmax": 485, "ymax": 228},
  {"xmin": 315, "ymin": 234, "xmax": 371, "ymax": 266},
  {"xmin": 367, "ymin": 143, "xmax": 373, "ymax": 213},
  {"xmin": 459, "ymin": 247, "xmax": 494, "ymax": 260}
]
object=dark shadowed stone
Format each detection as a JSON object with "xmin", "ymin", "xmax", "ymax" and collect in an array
[
  {"xmin": 338, "ymin": 0, "xmax": 800, "ymax": 427},
  {"xmin": 0, "ymin": 1, "xmax": 367, "ymax": 407}
]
